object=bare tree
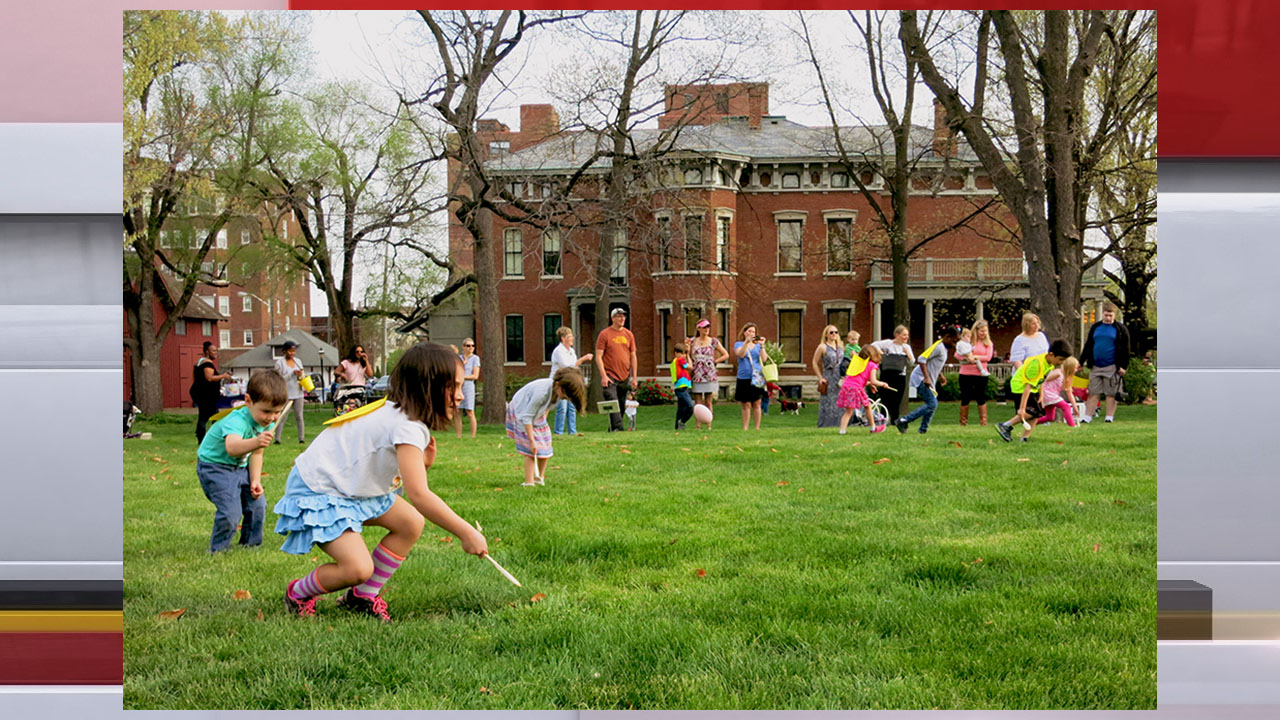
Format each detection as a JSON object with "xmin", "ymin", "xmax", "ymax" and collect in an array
[{"xmin": 901, "ymin": 10, "xmax": 1112, "ymax": 346}]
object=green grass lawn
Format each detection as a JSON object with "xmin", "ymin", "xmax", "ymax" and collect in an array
[{"xmin": 124, "ymin": 401, "xmax": 1156, "ymax": 710}]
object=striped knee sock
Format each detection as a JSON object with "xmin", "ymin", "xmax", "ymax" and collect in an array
[
  {"xmin": 354, "ymin": 543, "xmax": 407, "ymax": 597},
  {"xmin": 288, "ymin": 568, "xmax": 329, "ymax": 600}
]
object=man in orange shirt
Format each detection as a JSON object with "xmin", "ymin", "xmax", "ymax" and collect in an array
[{"xmin": 595, "ymin": 308, "xmax": 639, "ymax": 432}]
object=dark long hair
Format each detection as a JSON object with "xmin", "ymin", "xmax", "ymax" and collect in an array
[{"xmin": 386, "ymin": 342, "xmax": 460, "ymax": 430}]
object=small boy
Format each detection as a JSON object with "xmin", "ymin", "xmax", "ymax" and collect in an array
[
  {"xmin": 896, "ymin": 325, "xmax": 961, "ymax": 434},
  {"xmin": 670, "ymin": 343, "xmax": 695, "ymax": 430},
  {"xmin": 997, "ymin": 339, "xmax": 1073, "ymax": 443},
  {"xmin": 196, "ymin": 371, "xmax": 288, "ymax": 553},
  {"xmin": 844, "ymin": 331, "xmax": 861, "ymax": 360},
  {"xmin": 625, "ymin": 398, "xmax": 639, "ymax": 431}
]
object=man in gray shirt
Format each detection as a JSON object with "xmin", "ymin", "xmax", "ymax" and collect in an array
[{"xmin": 896, "ymin": 325, "xmax": 961, "ymax": 434}]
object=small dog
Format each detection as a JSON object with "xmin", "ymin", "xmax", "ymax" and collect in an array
[{"xmin": 777, "ymin": 396, "xmax": 805, "ymax": 415}]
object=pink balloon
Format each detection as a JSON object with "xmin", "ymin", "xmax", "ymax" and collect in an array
[{"xmin": 692, "ymin": 404, "xmax": 714, "ymax": 424}]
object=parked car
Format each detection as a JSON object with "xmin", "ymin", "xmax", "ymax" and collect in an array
[{"xmin": 368, "ymin": 375, "xmax": 390, "ymax": 399}]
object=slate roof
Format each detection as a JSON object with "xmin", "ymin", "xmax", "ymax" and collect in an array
[
  {"xmin": 486, "ymin": 116, "xmax": 979, "ymax": 174},
  {"xmin": 226, "ymin": 328, "xmax": 339, "ymax": 370}
]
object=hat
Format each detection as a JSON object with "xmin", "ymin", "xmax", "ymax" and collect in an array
[
  {"xmin": 610, "ymin": 308, "xmax": 628, "ymax": 317},
  {"xmin": 696, "ymin": 319, "xmax": 711, "ymax": 328},
  {"xmin": 281, "ymin": 340, "xmax": 298, "ymax": 350}
]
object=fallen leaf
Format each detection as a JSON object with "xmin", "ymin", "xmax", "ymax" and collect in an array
[
  {"xmin": 695, "ymin": 569, "xmax": 707, "ymax": 578},
  {"xmin": 776, "ymin": 480, "xmax": 790, "ymax": 486},
  {"xmin": 852, "ymin": 442, "xmax": 861, "ymax": 447},
  {"xmin": 1078, "ymin": 501, "xmax": 1086, "ymax": 506},
  {"xmin": 1057, "ymin": 441, "xmax": 1065, "ymax": 445},
  {"xmin": 1092, "ymin": 543, "xmax": 1101, "ymax": 553},
  {"xmin": 948, "ymin": 440, "xmax": 962, "ymax": 448},
  {"xmin": 439, "ymin": 536, "xmax": 453, "ymax": 543},
  {"xmin": 974, "ymin": 557, "xmax": 983, "ymax": 563},
  {"xmin": 770, "ymin": 448, "xmax": 779, "ymax": 453},
  {"xmin": 989, "ymin": 439, "xmax": 995, "ymax": 445},
  {"xmin": 256, "ymin": 610, "xmax": 264, "ymax": 621},
  {"xmin": 493, "ymin": 487, "xmax": 502, "ymax": 492},
  {"xmin": 158, "ymin": 608, "xmax": 186, "ymax": 621},
  {"xmin": 620, "ymin": 448, "xmax": 631, "ymax": 454},
  {"xmin": 1016, "ymin": 458, "xmax": 1030, "ymax": 462},
  {"xmin": 735, "ymin": 446, "xmax": 744, "ymax": 452},
  {"xmin": 797, "ymin": 487, "xmax": 805, "ymax": 493},
  {"xmin": 1061, "ymin": 460, "xmax": 1069, "ymax": 466},
  {"xmin": 681, "ymin": 448, "xmax": 691, "ymax": 452},
  {"xmin": 530, "ymin": 593, "xmax": 546, "ymax": 603},
  {"xmin": 149, "ymin": 475, "xmax": 156, "ymax": 481},
  {"xmin": 233, "ymin": 589, "xmax": 251, "ymax": 600},
  {"xmin": 480, "ymin": 686, "xmax": 493, "ymax": 694},
  {"xmin": 1113, "ymin": 499, "xmax": 1128, "ymax": 506},
  {"xmin": 873, "ymin": 458, "xmax": 891, "ymax": 465},
  {"xmin": 668, "ymin": 538, "xmax": 678, "ymax": 545}
]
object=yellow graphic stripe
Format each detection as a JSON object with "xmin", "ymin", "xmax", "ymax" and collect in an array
[{"xmin": 0, "ymin": 610, "xmax": 123, "ymax": 632}]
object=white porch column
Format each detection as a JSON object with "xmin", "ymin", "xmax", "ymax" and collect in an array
[
  {"xmin": 872, "ymin": 299, "xmax": 882, "ymax": 340},
  {"xmin": 924, "ymin": 299, "xmax": 935, "ymax": 346},
  {"xmin": 975, "ymin": 299, "xmax": 985, "ymax": 321}
]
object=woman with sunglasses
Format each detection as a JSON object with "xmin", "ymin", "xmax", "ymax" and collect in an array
[
  {"xmin": 811, "ymin": 325, "xmax": 846, "ymax": 428},
  {"xmin": 455, "ymin": 338, "xmax": 481, "ymax": 438}
]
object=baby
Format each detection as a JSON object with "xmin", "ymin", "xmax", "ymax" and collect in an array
[
  {"xmin": 954, "ymin": 328, "xmax": 988, "ymax": 376},
  {"xmin": 625, "ymin": 398, "xmax": 639, "ymax": 430}
]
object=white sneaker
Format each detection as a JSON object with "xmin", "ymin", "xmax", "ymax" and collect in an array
[
  {"xmin": 1080, "ymin": 415, "xmax": 1092, "ymax": 424},
  {"xmin": 1022, "ymin": 420, "xmax": 1032, "ymax": 431},
  {"xmin": 521, "ymin": 480, "xmax": 538, "ymax": 487},
  {"xmin": 535, "ymin": 475, "xmax": 546, "ymax": 486}
]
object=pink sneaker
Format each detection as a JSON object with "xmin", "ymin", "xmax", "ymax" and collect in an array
[
  {"xmin": 870, "ymin": 423, "xmax": 886, "ymax": 434},
  {"xmin": 284, "ymin": 580, "xmax": 318, "ymax": 618},
  {"xmin": 337, "ymin": 588, "xmax": 392, "ymax": 623}
]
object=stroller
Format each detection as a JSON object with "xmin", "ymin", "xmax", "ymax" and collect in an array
[{"xmin": 333, "ymin": 384, "xmax": 370, "ymax": 417}]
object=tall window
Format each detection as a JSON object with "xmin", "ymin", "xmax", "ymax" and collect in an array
[
  {"xmin": 718, "ymin": 308, "xmax": 731, "ymax": 347},
  {"xmin": 505, "ymin": 315, "xmax": 524, "ymax": 363},
  {"xmin": 827, "ymin": 218, "xmax": 853, "ymax": 272},
  {"xmin": 826, "ymin": 308, "xmax": 852, "ymax": 335},
  {"xmin": 219, "ymin": 329, "xmax": 230, "ymax": 348},
  {"xmin": 716, "ymin": 216, "xmax": 730, "ymax": 271},
  {"xmin": 504, "ymin": 228, "xmax": 523, "ymax": 277},
  {"xmin": 175, "ymin": 319, "xmax": 186, "ymax": 336},
  {"xmin": 658, "ymin": 308, "xmax": 673, "ymax": 363},
  {"xmin": 715, "ymin": 92, "xmax": 729, "ymax": 114},
  {"xmin": 542, "ymin": 229, "xmax": 562, "ymax": 277},
  {"xmin": 218, "ymin": 295, "xmax": 229, "ymax": 315},
  {"xmin": 242, "ymin": 295, "xmax": 253, "ymax": 312},
  {"xmin": 216, "ymin": 230, "xmax": 227, "ymax": 249},
  {"xmin": 778, "ymin": 309, "xmax": 803, "ymax": 363},
  {"xmin": 657, "ymin": 217, "xmax": 672, "ymax": 272},
  {"xmin": 610, "ymin": 233, "xmax": 628, "ymax": 285},
  {"xmin": 684, "ymin": 214, "xmax": 702, "ymax": 271},
  {"xmin": 543, "ymin": 314, "xmax": 562, "ymax": 362},
  {"xmin": 684, "ymin": 307, "xmax": 701, "ymax": 338},
  {"xmin": 778, "ymin": 220, "xmax": 803, "ymax": 273},
  {"xmin": 202, "ymin": 320, "xmax": 212, "ymax": 336},
  {"xmin": 241, "ymin": 229, "xmax": 251, "ymax": 245},
  {"xmin": 243, "ymin": 330, "xmax": 253, "ymax": 347}
]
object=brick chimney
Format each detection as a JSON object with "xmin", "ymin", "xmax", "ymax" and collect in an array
[
  {"xmin": 747, "ymin": 83, "xmax": 768, "ymax": 130},
  {"xmin": 515, "ymin": 104, "xmax": 559, "ymax": 150},
  {"xmin": 932, "ymin": 98, "xmax": 958, "ymax": 158}
]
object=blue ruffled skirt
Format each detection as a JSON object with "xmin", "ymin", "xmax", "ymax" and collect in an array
[{"xmin": 274, "ymin": 466, "xmax": 396, "ymax": 555}]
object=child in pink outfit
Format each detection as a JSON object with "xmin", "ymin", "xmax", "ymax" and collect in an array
[
  {"xmin": 1037, "ymin": 357, "xmax": 1080, "ymax": 427},
  {"xmin": 837, "ymin": 345, "xmax": 891, "ymax": 434}
]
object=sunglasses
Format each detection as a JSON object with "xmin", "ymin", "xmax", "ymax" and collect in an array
[{"xmin": 463, "ymin": 344, "xmax": 474, "ymax": 347}]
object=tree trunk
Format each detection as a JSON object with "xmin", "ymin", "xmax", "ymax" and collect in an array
[
  {"xmin": 589, "ymin": 222, "xmax": 616, "ymax": 408},
  {"xmin": 130, "ymin": 268, "xmax": 166, "ymax": 414},
  {"xmin": 471, "ymin": 204, "xmax": 506, "ymax": 424}
]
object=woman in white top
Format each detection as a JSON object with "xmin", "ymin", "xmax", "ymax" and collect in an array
[
  {"xmin": 871, "ymin": 325, "xmax": 916, "ymax": 424},
  {"xmin": 549, "ymin": 326, "xmax": 593, "ymax": 436},
  {"xmin": 272, "ymin": 340, "xmax": 307, "ymax": 444},
  {"xmin": 1008, "ymin": 312, "xmax": 1050, "ymax": 369}
]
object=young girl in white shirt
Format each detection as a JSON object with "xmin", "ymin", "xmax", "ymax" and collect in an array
[{"xmin": 275, "ymin": 343, "xmax": 487, "ymax": 622}]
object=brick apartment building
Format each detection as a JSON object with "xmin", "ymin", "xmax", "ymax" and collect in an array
[
  {"xmin": 158, "ymin": 206, "xmax": 312, "ymax": 367},
  {"xmin": 447, "ymin": 82, "xmax": 1106, "ymax": 392}
]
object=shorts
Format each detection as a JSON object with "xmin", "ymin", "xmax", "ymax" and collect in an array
[
  {"xmin": 1088, "ymin": 365, "xmax": 1124, "ymax": 397},
  {"xmin": 1021, "ymin": 394, "xmax": 1046, "ymax": 419},
  {"xmin": 735, "ymin": 378, "xmax": 763, "ymax": 404}
]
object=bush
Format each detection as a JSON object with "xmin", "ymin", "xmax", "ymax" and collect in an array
[
  {"xmin": 762, "ymin": 341, "xmax": 787, "ymax": 366},
  {"xmin": 934, "ymin": 372, "xmax": 1001, "ymax": 402},
  {"xmin": 634, "ymin": 378, "xmax": 674, "ymax": 405},
  {"xmin": 1122, "ymin": 357, "xmax": 1155, "ymax": 404},
  {"xmin": 502, "ymin": 373, "xmax": 543, "ymax": 401}
]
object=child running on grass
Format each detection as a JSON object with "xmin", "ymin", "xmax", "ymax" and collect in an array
[
  {"xmin": 196, "ymin": 371, "xmax": 287, "ymax": 554},
  {"xmin": 275, "ymin": 343, "xmax": 487, "ymax": 621},
  {"xmin": 837, "ymin": 344, "xmax": 891, "ymax": 435},
  {"xmin": 670, "ymin": 343, "xmax": 695, "ymax": 430},
  {"xmin": 997, "ymin": 339, "xmax": 1073, "ymax": 443},
  {"xmin": 1036, "ymin": 356, "xmax": 1081, "ymax": 427},
  {"xmin": 507, "ymin": 368, "xmax": 588, "ymax": 487}
]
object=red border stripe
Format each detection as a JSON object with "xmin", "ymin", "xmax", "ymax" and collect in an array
[{"xmin": 0, "ymin": 633, "xmax": 122, "ymax": 685}]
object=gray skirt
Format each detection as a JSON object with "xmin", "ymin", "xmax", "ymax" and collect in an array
[{"xmin": 691, "ymin": 381, "xmax": 718, "ymax": 394}]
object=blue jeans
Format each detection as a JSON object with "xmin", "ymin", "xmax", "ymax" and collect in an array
[
  {"xmin": 674, "ymin": 387, "xmax": 695, "ymax": 428},
  {"xmin": 554, "ymin": 398, "xmax": 577, "ymax": 435},
  {"xmin": 902, "ymin": 383, "xmax": 938, "ymax": 432},
  {"xmin": 196, "ymin": 460, "xmax": 266, "ymax": 553}
]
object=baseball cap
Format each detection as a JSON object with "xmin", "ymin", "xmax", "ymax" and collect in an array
[
  {"xmin": 696, "ymin": 319, "xmax": 711, "ymax": 328},
  {"xmin": 610, "ymin": 308, "xmax": 628, "ymax": 317}
]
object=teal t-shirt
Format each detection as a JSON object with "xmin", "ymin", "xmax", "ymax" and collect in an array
[{"xmin": 197, "ymin": 406, "xmax": 268, "ymax": 468}]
